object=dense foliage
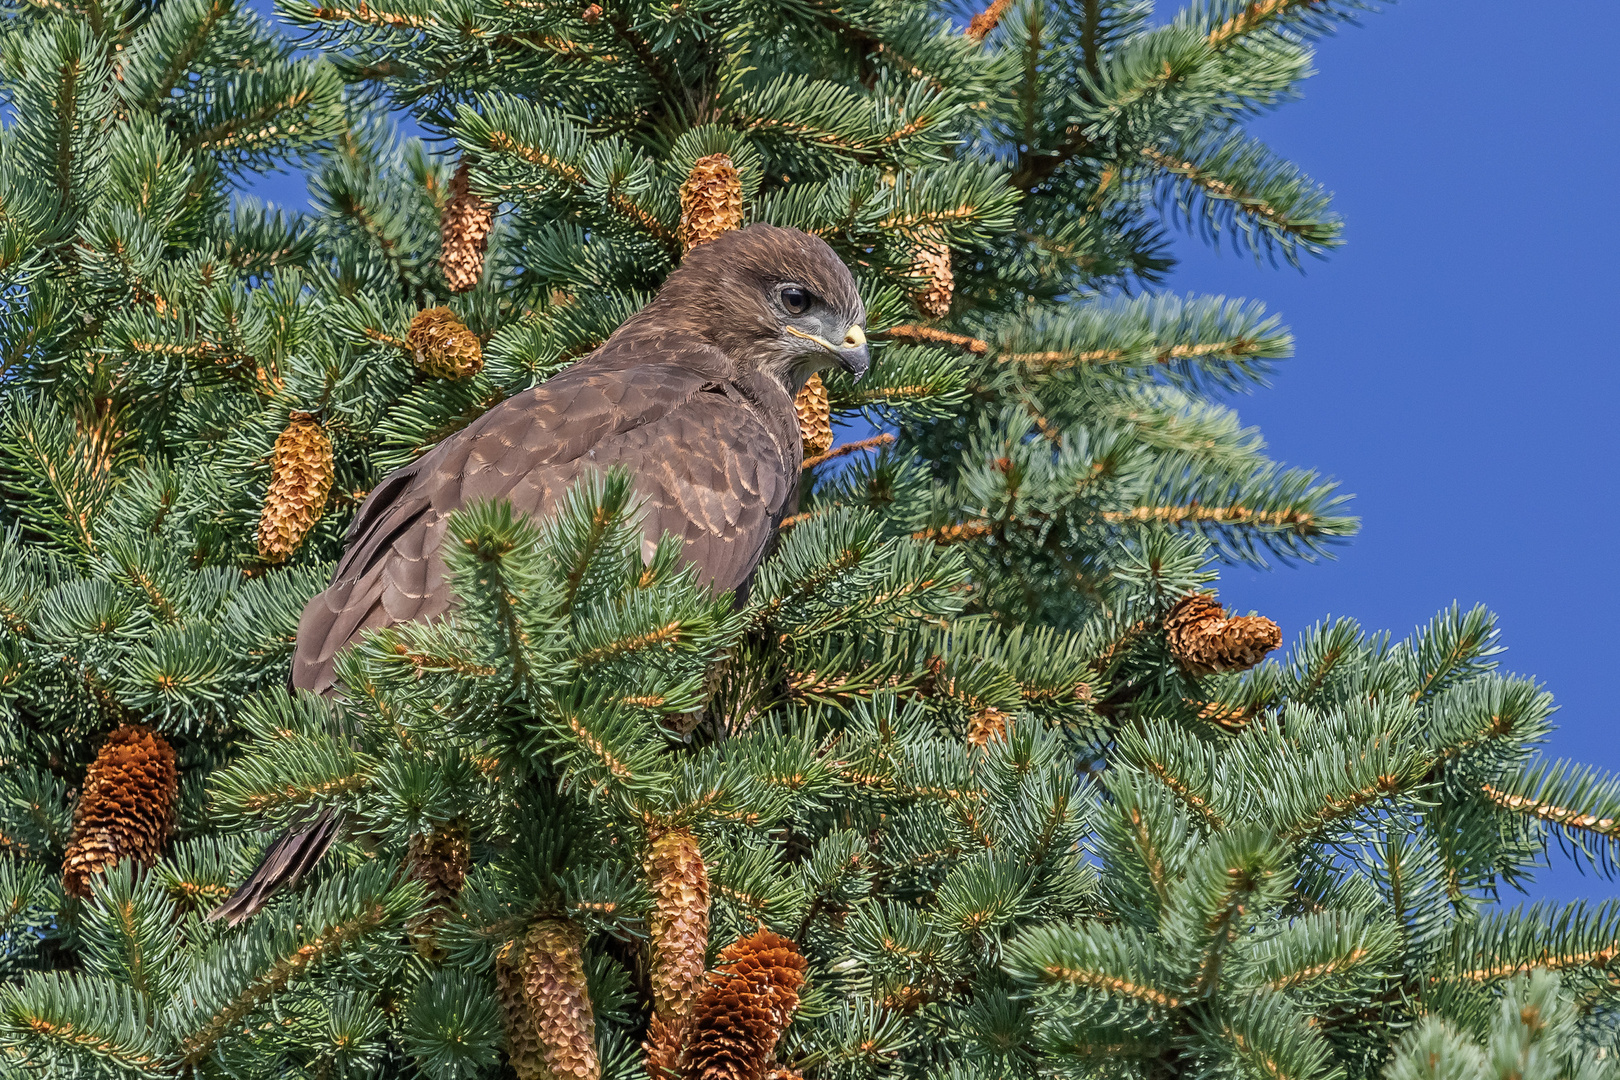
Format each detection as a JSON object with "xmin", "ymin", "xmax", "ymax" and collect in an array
[{"xmin": 2, "ymin": 0, "xmax": 1618, "ymax": 1077}]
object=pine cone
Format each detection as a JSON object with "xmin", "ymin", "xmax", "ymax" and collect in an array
[
  {"xmin": 499, "ymin": 920, "xmax": 599, "ymax": 1080},
  {"xmin": 407, "ymin": 823, "xmax": 471, "ymax": 958},
  {"xmin": 440, "ymin": 159, "xmax": 494, "ymax": 293},
  {"xmin": 256, "ymin": 412, "xmax": 334, "ymax": 563},
  {"xmin": 497, "ymin": 942, "xmax": 547, "ymax": 1080},
  {"xmin": 911, "ymin": 229, "xmax": 954, "ymax": 319},
  {"xmin": 965, "ymin": 707, "xmax": 1009, "ymax": 746},
  {"xmin": 1163, "ymin": 594, "xmax": 1282, "ymax": 676},
  {"xmin": 793, "ymin": 373, "xmax": 833, "ymax": 458},
  {"xmin": 679, "ymin": 154, "xmax": 744, "ymax": 252},
  {"xmin": 407, "ymin": 306, "xmax": 484, "ymax": 380},
  {"xmin": 62, "ymin": 725, "xmax": 179, "ymax": 898},
  {"xmin": 685, "ymin": 929, "xmax": 808, "ymax": 1080},
  {"xmin": 644, "ymin": 828, "xmax": 710, "ymax": 1076}
]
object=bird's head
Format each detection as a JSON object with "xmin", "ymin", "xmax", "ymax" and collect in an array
[{"xmin": 660, "ymin": 223, "xmax": 870, "ymax": 388}]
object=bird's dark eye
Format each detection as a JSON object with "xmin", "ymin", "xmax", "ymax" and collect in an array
[{"xmin": 779, "ymin": 286, "xmax": 812, "ymax": 314}]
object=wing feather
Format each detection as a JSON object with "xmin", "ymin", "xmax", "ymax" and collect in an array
[{"xmin": 290, "ymin": 352, "xmax": 796, "ymax": 694}]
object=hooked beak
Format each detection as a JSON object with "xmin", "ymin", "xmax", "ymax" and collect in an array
[
  {"xmin": 838, "ymin": 324, "xmax": 870, "ymax": 382},
  {"xmin": 787, "ymin": 324, "xmax": 871, "ymax": 382}
]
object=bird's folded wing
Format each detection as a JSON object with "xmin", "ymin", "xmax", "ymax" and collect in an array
[{"xmin": 290, "ymin": 361, "xmax": 795, "ymax": 694}]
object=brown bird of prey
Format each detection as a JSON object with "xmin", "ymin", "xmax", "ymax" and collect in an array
[{"xmin": 207, "ymin": 224, "xmax": 869, "ymax": 924}]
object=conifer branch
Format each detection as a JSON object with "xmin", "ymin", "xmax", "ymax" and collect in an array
[
  {"xmin": 802, "ymin": 434, "xmax": 895, "ymax": 470},
  {"xmin": 306, "ymin": 2, "xmax": 428, "ymax": 28},
  {"xmin": 912, "ymin": 519, "xmax": 993, "ymax": 544},
  {"xmin": 1481, "ymin": 784, "xmax": 1619, "ymax": 838},
  {"xmin": 879, "ymin": 325, "xmax": 990, "ymax": 354},
  {"xmin": 1139, "ymin": 759, "xmax": 1226, "ymax": 830},
  {"xmin": 183, "ymin": 87, "xmax": 320, "ymax": 156},
  {"xmin": 1105, "ymin": 504, "xmax": 1322, "ymax": 534},
  {"xmin": 1206, "ymin": 0, "xmax": 1322, "ymax": 50},
  {"xmin": 145, "ymin": 0, "xmax": 231, "ymax": 106},
  {"xmin": 965, "ymin": 0, "xmax": 1014, "ymax": 42},
  {"xmin": 178, "ymin": 901, "xmax": 395, "ymax": 1064}
]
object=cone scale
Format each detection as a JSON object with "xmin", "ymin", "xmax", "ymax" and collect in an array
[
  {"xmin": 440, "ymin": 159, "xmax": 494, "ymax": 294},
  {"xmin": 62, "ymin": 725, "xmax": 179, "ymax": 898},
  {"xmin": 257, "ymin": 413, "xmax": 334, "ymax": 563},
  {"xmin": 1164, "ymin": 594, "xmax": 1282, "ymax": 676}
]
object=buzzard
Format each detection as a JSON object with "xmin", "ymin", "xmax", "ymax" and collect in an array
[{"xmin": 209, "ymin": 224, "xmax": 869, "ymax": 923}]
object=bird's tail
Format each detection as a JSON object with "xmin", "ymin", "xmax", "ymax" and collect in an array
[{"xmin": 206, "ymin": 807, "xmax": 343, "ymax": 926}]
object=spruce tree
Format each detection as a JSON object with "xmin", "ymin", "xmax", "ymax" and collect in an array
[{"xmin": 2, "ymin": 0, "xmax": 1619, "ymax": 1078}]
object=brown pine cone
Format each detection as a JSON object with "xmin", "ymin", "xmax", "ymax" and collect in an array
[
  {"xmin": 497, "ymin": 942, "xmax": 547, "ymax": 1080},
  {"xmin": 256, "ymin": 412, "xmax": 334, "ymax": 563},
  {"xmin": 407, "ymin": 306, "xmax": 484, "ymax": 380},
  {"xmin": 793, "ymin": 373, "xmax": 833, "ymax": 458},
  {"xmin": 644, "ymin": 828, "xmax": 710, "ymax": 1076},
  {"xmin": 679, "ymin": 154, "xmax": 744, "ymax": 252},
  {"xmin": 684, "ymin": 929, "xmax": 807, "ymax": 1080},
  {"xmin": 911, "ymin": 229, "xmax": 953, "ymax": 319},
  {"xmin": 1163, "ymin": 594, "xmax": 1282, "ymax": 676},
  {"xmin": 407, "ymin": 824, "xmax": 471, "ymax": 959},
  {"xmin": 965, "ymin": 707, "xmax": 1010, "ymax": 746},
  {"xmin": 499, "ymin": 920, "xmax": 599, "ymax": 1080},
  {"xmin": 62, "ymin": 725, "xmax": 179, "ymax": 898},
  {"xmin": 440, "ymin": 160, "xmax": 494, "ymax": 293}
]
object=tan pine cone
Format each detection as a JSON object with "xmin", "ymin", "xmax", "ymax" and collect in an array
[
  {"xmin": 407, "ymin": 824, "xmax": 471, "ymax": 959},
  {"xmin": 645, "ymin": 1014, "xmax": 683, "ymax": 1080},
  {"xmin": 911, "ymin": 229, "xmax": 953, "ymax": 320},
  {"xmin": 644, "ymin": 828, "xmax": 710, "ymax": 1075},
  {"xmin": 440, "ymin": 159, "xmax": 494, "ymax": 293},
  {"xmin": 407, "ymin": 307, "xmax": 484, "ymax": 380},
  {"xmin": 965, "ymin": 707, "xmax": 1010, "ymax": 746},
  {"xmin": 685, "ymin": 929, "xmax": 808, "ymax": 1080},
  {"xmin": 1163, "ymin": 594, "xmax": 1282, "ymax": 676},
  {"xmin": 679, "ymin": 154, "xmax": 744, "ymax": 252},
  {"xmin": 256, "ymin": 412, "xmax": 334, "ymax": 564},
  {"xmin": 62, "ymin": 725, "xmax": 179, "ymax": 898},
  {"xmin": 499, "ymin": 920, "xmax": 599, "ymax": 1080},
  {"xmin": 497, "ymin": 942, "xmax": 547, "ymax": 1080},
  {"xmin": 793, "ymin": 373, "xmax": 833, "ymax": 458}
]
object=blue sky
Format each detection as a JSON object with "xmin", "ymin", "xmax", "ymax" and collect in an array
[
  {"xmin": 1166, "ymin": 1, "xmax": 1620, "ymax": 904},
  {"xmin": 240, "ymin": 1, "xmax": 1620, "ymax": 904}
]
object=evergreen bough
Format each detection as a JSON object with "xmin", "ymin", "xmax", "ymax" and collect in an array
[{"xmin": 2, "ymin": 0, "xmax": 1617, "ymax": 1076}]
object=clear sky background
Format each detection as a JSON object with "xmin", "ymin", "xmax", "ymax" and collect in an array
[
  {"xmin": 241, "ymin": 0, "xmax": 1620, "ymax": 905},
  {"xmin": 1164, "ymin": 1, "xmax": 1620, "ymax": 905}
]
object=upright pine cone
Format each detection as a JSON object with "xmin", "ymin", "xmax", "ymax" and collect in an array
[
  {"xmin": 497, "ymin": 942, "xmax": 547, "ymax": 1080},
  {"xmin": 685, "ymin": 929, "xmax": 808, "ymax": 1080},
  {"xmin": 440, "ymin": 159, "xmax": 494, "ymax": 293},
  {"xmin": 1163, "ymin": 594, "xmax": 1282, "ymax": 676},
  {"xmin": 256, "ymin": 412, "xmax": 334, "ymax": 564},
  {"xmin": 911, "ymin": 229, "xmax": 954, "ymax": 319},
  {"xmin": 793, "ymin": 373, "xmax": 833, "ymax": 458},
  {"xmin": 498, "ymin": 920, "xmax": 599, "ymax": 1080},
  {"xmin": 679, "ymin": 154, "xmax": 744, "ymax": 252},
  {"xmin": 62, "ymin": 725, "xmax": 179, "ymax": 898},
  {"xmin": 408, "ymin": 307, "xmax": 484, "ymax": 380},
  {"xmin": 407, "ymin": 824, "xmax": 471, "ymax": 959},
  {"xmin": 965, "ymin": 707, "xmax": 1010, "ymax": 746},
  {"xmin": 644, "ymin": 828, "xmax": 711, "ymax": 1078}
]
